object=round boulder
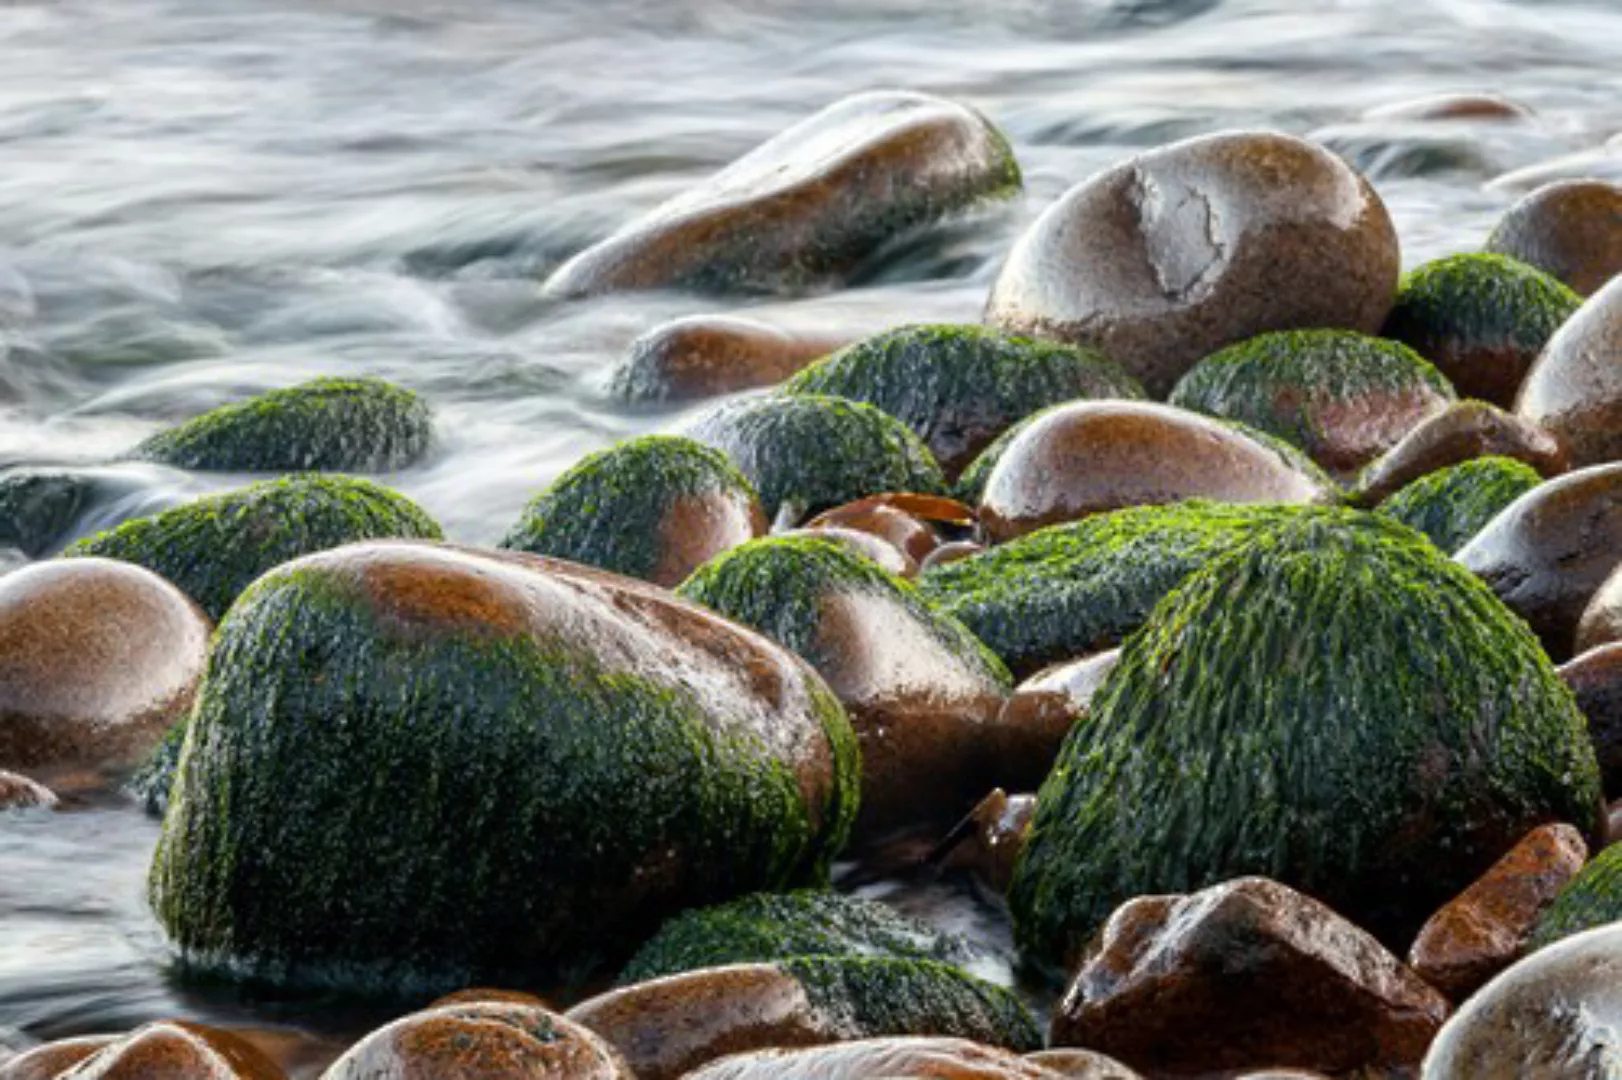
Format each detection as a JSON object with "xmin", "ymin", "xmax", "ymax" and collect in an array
[
  {"xmin": 1486, "ymin": 179, "xmax": 1622, "ymax": 296},
  {"xmin": 1376, "ymin": 455, "xmax": 1542, "ymax": 554},
  {"xmin": 612, "ymin": 315, "xmax": 848, "ymax": 403},
  {"xmin": 680, "ymin": 1037, "xmax": 1061, "ymax": 1080},
  {"xmin": 1514, "ymin": 274, "xmax": 1622, "ymax": 468},
  {"xmin": 0, "ymin": 1022, "xmax": 284, "ymax": 1080},
  {"xmin": 1558, "ymin": 644, "xmax": 1622, "ymax": 796},
  {"xmin": 1351, "ymin": 399, "xmax": 1567, "ymax": 506}
]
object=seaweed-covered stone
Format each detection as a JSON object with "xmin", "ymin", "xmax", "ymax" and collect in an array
[
  {"xmin": 1558, "ymin": 644, "xmax": 1622, "ymax": 795},
  {"xmin": 612, "ymin": 315, "xmax": 848, "ymax": 403},
  {"xmin": 678, "ymin": 536, "xmax": 1009, "ymax": 836},
  {"xmin": 65, "ymin": 473, "xmax": 443, "ymax": 622},
  {"xmin": 682, "ymin": 1037, "xmax": 1058, "ymax": 1080},
  {"xmin": 1382, "ymin": 253, "xmax": 1581, "ymax": 407},
  {"xmin": 688, "ymin": 394, "xmax": 945, "ymax": 524},
  {"xmin": 0, "ymin": 471, "xmax": 91, "ymax": 556},
  {"xmin": 500, "ymin": 436, "xmax": 765, "ymax": 588},
  {"xmin": 0, "ymin": 770, "xmax": 57, "ymax": 811},
  {"xmin": 1351, "ymin": 399, "xmax": 1567, "ymax": 506},
  {"xmin": 1168, "ymin": 330, "xmax": 1455, "ymax": 475},
  {"xmin": 149, "ymin": 542, "xmax": 859, "ymax": 994},
  {"xmin": 0, "ymin": 1021, "xmax": 285, "ymax": 1080},
  {"xmin": 544, "ymin": 90, "xmax": 1021, "ymax": 298},
  {"xmin": 1528, "ymin": 841, "xmax": 1622, "ymax": 949},
  {"xmin": 784, "ymin": 325, "xmax": 1144, "ymax": 478},
  {"xmin": 1009, "ymin": 510, "xmax": 1604, "ymax": 968},
  {"xmin": 129, "ymin": 376, "xmax": 432, "ymax": 473},
  {"xmin": 984, "ymin": 131, "xmax": 1400, "ymax": 398},
  {"xmin": 1486, "ymin": 179, "xmax": 1622, "ymax": 296},
  {"xmin": 917, "ymin": 502, "xmax": 1310, "ymax": 677},
  {"xmin": 1514, "ymin": 275, "xmax": 1622, "ymax": 469},
  {"xmin": 1377, "ymin": 455, "xmax": 1542, "ymax": 554}
]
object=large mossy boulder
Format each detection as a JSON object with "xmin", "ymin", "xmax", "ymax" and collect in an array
[
  {"xmin": 1377, "ymin": 455, "xmax": 1543, "ymax": 554},
  {"xmin": 64, "ymin": 474, "xmax": 442, "ymax": 621},
  {"xmin": 1009, "ymin": 509, "xmax": 1603, "ymax": 970},
  {"xmin": 500, "ymin": 435, "xmax": 765, "ymax": 588},
  {"xmin": 1528, "ymin": 842, "xmax": 1622, "ymax": 950},
  {"xmin": 128, "ymin": 376, "xmax": 433, "ymax": 473},
  {"xmin": 148, "ymin": 542, "xmax": 860, "ymax": 995},
  {"xmin": 783, "ymin": 325, "xmax": 1143, "ymax": 478}
]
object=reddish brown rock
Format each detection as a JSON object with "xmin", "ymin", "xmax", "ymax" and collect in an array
[
  {"xmin": 682, "ymin": 1037, "xmax": 1062, "ymax": 1080},
  {"xmin": 1022, "ymin": 1049, "xmax": 1142, "ymax": 1078},
  {"xmin": 1577, "ymin": 564, "xmax": 1622, "ymax": 653},
  {"xmin": 936, "ymin": 788, "xmax": 1036, "ymax": 893},
  {"xmin": 612, "ymin": 315, "xmax": 848, "ymax": 402},
  {"xmin": 1363, "ymin": 93, "xmax": 1532, "ymax": 122},
  {"xmin": 428, "ymin": 988, "xmax": 550, "ymax": 1009},
  {"xmin": 984, "ymin": 131, "xmax": 1400, "ymax": 398},
  {"xmin": 920, "ymin": 541, "xmax": 983, "ymax": 572},
  {"xmin": 1407, "ymin": 823, "xmax": 1589, "ymax": 1000},
  {"xmin": 1558, "ymin": 644, "xmax": 1622, "ymax": 796},
  {"xmin": 1351, "ymin": 399, "xmax": 1567, "ymax": 507},
  {"xmin": 808, "ymin": 497, "xmax": 944, "ymax": 566},
  {"xmin": 1516, "ymin": 275, "xmax": 1622, "ymax": 468},
  {"xmin": 778, "ymin": 525, "xmax": 917, "ymax": 578},
  {"xmin": 0, "ymin": 1036, "xmax": 118, "ymax": 1080},
  {"xmin": 0, "ymin": 1023, "xmax": 283, "ymax": 1080},
  {"xmin": 977, "ymin": 402, "xmax": 1336, "ymax": 543},
  {"xmin": 0, "ymin": 558, "xmax": 209, "ymax": 778},
  {"xmin": 1487, "ymin": 179, "xmax": 1622, "ymax": 296},
  {"xmin": 0, "ymin": 770, "xmax": 56, "ymax": 811},
  {"xmin": 994, "ymin": 651, "xmax": 1119, "ymax": 791},
  {"xmin": 1049, "ymin": 877, "xmax": 1450, "ymax": 1077}
]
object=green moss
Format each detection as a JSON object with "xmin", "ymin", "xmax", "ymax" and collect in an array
[
  {"xmin": 128, "ymin": 721, "xmax": 187, "ymax": 817},
  {"xmin": 1530, "ymin": 842, "xmax": 1622, "ymax": 950},
  {"xmin": 64, "ymin": 474, "xmax": 442, "ymax": 621},
  {"xmin": 500, "ymin": 436, "xmax": 759, "ymax": 581},
  {"xmin": 784, "ymin": 325, "xmax": 1143, "ymax": 477},
  {"xmin": 128, "ymin": 376, "xmax": 433, "ymax": 473},
  {"xmin": 688, "ymin": 394, "xmax": 945, "ymax": 522},
  {"xmin": 1377, "ymin": 456, "xmax": 1542, "ymax": 554},
  {"xmin": 1008, "ymin": 509, "xmax": 1602, "ymax": 971},
  {"xmin": 0, "ymin": 470, "xmax": 90, "ymax": 556}
]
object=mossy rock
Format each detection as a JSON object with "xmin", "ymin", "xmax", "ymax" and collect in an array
[
  {"xmin": 64, "ymin": 474, "xmax": 443, "ymax": 621},
  {"xmin": 1377, "ymin": 456, "xmax": 1543, "ymax": 554},
  {"xmin": 1529, "ymin": 842, "xmax": 1622, "ymax": 950},
  {"xmin": 1168, "ymin": 330, "xmax": 1456, "ymax": 474},
  {"xmin": 128, "ymin": 722, "xmax": 187, "ymax": 817},
  {"xmin": 916, "ymin": 501, "xmax": 1313, "ymax": 676},
  {"xmin": 687, "ymin": 394, "xmax": 945, "ymax": 524},
  {"xmin": 783, "ymin": 325, "xmax": 1144, "ymax": 478},
  {"xmin": 1009, "ymin": 509, "xmax": 1603, "ymax": 970},
  {"xmin": 500, "ymin": 435, "xmax": 764, "ymax": 587},
  {"xmin": 620, "ymin": 890, "xmax": 972, "ymax": 985},
  {"xmin": 0, "ymin": 470, "xmax": 91, "ymax": 556},
  {"xmin": 128, "ymin": 376, "xmax": 433, "ymax": 473}
]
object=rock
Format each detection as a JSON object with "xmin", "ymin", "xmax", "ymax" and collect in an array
[
  {"xmin": 984, "ymin": 131, "xmax": 1399, "ymax": 398},
  {"xmin": 128, "ymin": 376, "xmax": 433, "ymax": 473},
  {"xmin": 936, "ymin": 789, "xmax": 1036, "ymax": 894},
  {"xmin": 0, "ymin": 1036, "xmax": 119, "ymax": 1080},
  {"xmin": 1562, "ymin": 645, "xmax": 1622, "ymax": 795},
  {"xmin": 0, "ymin": 471, "xmax": 91, "ymax": 556},
  {"xmin": 65, "ymin": 473, "xmax": 443, "ymax": 622},
  {"xmin": 0, "ymin": 771, "xmax": 57, "ymax": 811},
  {"xmin": 920, "ymin": 540, "xmax": 983, "ymax": 572},
  {"xmin": 687, "ymin": 394, "xmax": 945, "ymax": 524},
  {"xmin": 321, "ymin": 1001, "xmax": 631, "ymax": 1079},
  {"xmin": 1010, "ymin": 510, "xmax": 1604, "ymax": 965},
  {"xmin": 678, "ymin": 535, "xmax": 1010, "ymax": 837},
  {"xmin": 0, "ymin": 559, "xmax": 209, "ymax": 778},
  {"xmin": 1382, "ymin": 252, "xmax": 1581, "ymax": 408},
  {"xmin": 1420, "ymin": 923, "xmax": 1622, "ymax": 1077},
  {"xmin": 428, "ymin": 988, "xmax": 550, "ymax": 1009},
  {"xmin": 976, "ymin": 401, "xmax": 1337, "ymax": 543},
  {"xmin": 1050, "ymin": 878, "xmax": 1449, "ymax": 1076},
  {"xmin": 1377, "ymin": 455, "xmax": 1543, "ymax": 553},
  {"xmin": 1528, "ymin": 841, "xmax": 1622, "ymax": 950},
  {"xmin": 544, "ymin": 90, "xmax": 1021, "ymax": 299},
  {"xmin": 0, "ymin": 1022, "xmax": 284, "ymax": 1080},
  {"xmin": 1514, "ymin": 275, "xmax": 1622, "ymax": 468},
  {"xmin": 1577, "ymin": 563, "xmax": 1622, "ymax": 654},
  {"xmin": 499, "ymin": 435, "xmax": 765, "ymax": 587},
  {"xmin": 1486, "ymin": 179, "xmax": 1622, "ymax": 296},
  {"xmin": 807, "ymin": 496, "xmax": 946, "ymax": 568},
  {"xmin": 1407, "ymin": 823, "xmax": 1589, "ymax": 1000},
  {"xmin": 781, "ymin": 525, "xmax": 917, "ymax": 578},
  {"xmin": 1022, "ymin": 1050, "xmax": 1142, "ymax": 1079},
  {"xmin": 918, "ymin": 502, "xmax": 1312, "ymax": 677},
  {"xmin": 1456, "ymin": 462, "xmax": 1622, "ymax": 659},
  {"xmin": 1168, "ymin": 329, "xmax": 1455, "ymax": 476},
  {"xmin": 611, "ymin": 315, "xmax": 848, "ymax": 403},
  {"xmin": 1612, "ymin": 800, "xmax": 1622, "ymax": 845},
  {"xmin": 680, "ymin": 1037, "xmax": 1062, "ymax": 1080},
  {"xmin": 1351, "ymin": 399, "xmax": 1567, "ymax": 506},
  {"xmin": 784, "ymin": 325, "xmax": 1143, "ymax": 479},
  {"xmin": 994, "ymin": 651, "xmax": 1119, "ymax": 792},
  {"xmin": 1364, "ymin": 93, "xmax": 1532, "ymax": 122},
  {"xmin": 148, "ymin": 541, "xmax": 859, "ymax": 994}
]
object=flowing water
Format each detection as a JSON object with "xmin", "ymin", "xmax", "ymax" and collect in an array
[{"xmin": 1, "ymin": 0, "xmax": 1620, "ymax": 1070}]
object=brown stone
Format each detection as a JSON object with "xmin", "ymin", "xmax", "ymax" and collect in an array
[
  {"xmin": 1515, "ymin": 275, "xmax": 1622, "ymax": 468},
  {"xmin": 613, "ymin": 315, "xmax": 848, "ymax": 402},
  {"xmin": 994, "ymin": 651, "xmax": 1119, "ymax": 791},
  {"xmin": 681, "ymin": 1037, "xmax": 1063, "ymax": 1080},
  {"xmin": 977, "ymin": 402, "xmax": 1336, "ymax": 543},
  {"xmin": 936, "ymin": 788, "xmax": 1036, "ymax": 893},
  {"xmin": 1050, "ymin": 877, "xmax": 1450, "ymax": 1077},
  {"xmin": 321, "ymin": 1001, "xmax": 632, "ymax": 1080},
  {"xmin": 920, "ymin": 541, "xmax": 983, "ymax": 572},
  {"xmin": 779, "ymin": 525, "xmax": 917, "ymax": 578},
  {"xmin": 1407, "ymin": 823, "xmax": 1589, "ymax": 1001},
  {"xmin": 1578, "ymin": 564, "xmax": 1622, "ymax": 653},
  {"xmin": 809, "ymin": 497, "xmax": 946, "ymax": 566},
  {"xmin": 0, "ymin": 770, "xmax": 56, "ymax": 811},
  {"xmin": 428, "ymin": 988, "xmax": 550, "ymax": 1009},
  {"xmin": 1610, "ymin": 799, "xmax": 1622, "ymax": 845},
  {"xmin": 1022, "ymin": 1049, "xmax": 1142, "ymax": 1078},
  {"xmin": 649, "ymin": 488, "xmax": 768, "ymax": 588},
  {"xmin": 0, "ymin": 1036, "xmax": 118, "ymax": 1080},
  {"xmin": 1487, "ymin": 179, "xmax": 1622, "ymax": 296},
  {"xmin": 1456, "ymin": 462, "xmax": 1622, "ymax": 659},
  {"xmin": 984, "ymin": 131, "xmax": 1399, "ymax": 398},
  {"xmin": 0, "ymin": 558, "xmax": 209, "ymax": 779},
  {"xmin": 1351, "ymin": 399, "xmax": 1567, "ymax": 507},
  {"xmin": 0, "ymin": 1023, "xmax": 284, "ymax": 1080},
  {"xmin": 1363, "ymin": 93, "xmax": 1532, "ymax": 122},
  {"xmin": 1558, "ymin": 644, "xmax": 1622, "ymax": 796}
]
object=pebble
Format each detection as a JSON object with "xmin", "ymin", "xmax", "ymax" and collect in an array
[
  {"xmin": 1514, "ymin": 274, "xmax": 1622, "ymax": 468},
  {"xmin": 1486, "ymin": 178, "xmax": 1622, "ymax": 296}
]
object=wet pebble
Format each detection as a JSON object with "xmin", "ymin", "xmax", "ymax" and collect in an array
[
  {"xmin": 1486, "ymin": 178, "xmax": 1622, "ymax": 296},
  {"xmin": 1568, "ymin": 646, "xmax": 1622, "ymax": 798},
  {"xmin": 994, "ymin": 651, "xmax": 1119, "ymax": 792},
  {"xmin": 0, "ymin": 1022, "xmax": 284, "ymax": 1080},
  {"xmin": 1363, "ymin": 93, "xmax": 1532, "ymax": 121},
  {"xmin": 919, "ymin": 540, "xmax": 982, "ymax": 572},
  {"xmin": 936, "ymin": 789, "xmax": 1035, "ymax": 894},
  {"xmin": 1351, "ymin": 398, "xmax": 1567, "ymax": 506},
  {"xmin": 1514, "ymin": 274, "xmax": 1622, "ymax": 468},
  {"xmin": 807, "ymin": 496, "xmax": 944, "ymax": 567},
  {"xmin": 0, "ymin": 771, "xmax": 57, "ymax": 811},
  {"xmin": 611, "ymin": 315, "xmax": 848, "ymax": 403},
  {"xmin": 680, "ymin": 1036, "xmax": 1062, "ymax": 1080}
]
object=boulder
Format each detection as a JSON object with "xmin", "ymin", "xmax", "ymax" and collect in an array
[
  {"xmin": 1351, "ymin": 399, "xmax": 1567, "ymax": 506},
  {"xmin": 1486, "ymin": 179, "xmax": 1622, "ymax": 296},
  {"xmin": 994, "ymin": 651, "xmax": 1119, "ymax": 792},
  {"xmin": 1514, "ymin": 274, "xmax": 1622, "ymax": 468},
  {"xmin": 680, "ymin": 1037, "xmax": 1063, "ymax": 1080},
  {"xmin": 0, "ymin": 1022, "xmax": 283, "ymax": 1080},
  {"xmin": 612, "ymin": 315, "xmax": 848, "ymax": 403},
  {"xmin": 1376, "ymin": 455, "xmax": 1543, "ymax": 553},
  {"xmin": 0, "ymin": 771, "xmax": 57, "ymax": 811},
  {"xmin": 1559, "ymin": 644, "xmax": 1622, "ymax": 795}
]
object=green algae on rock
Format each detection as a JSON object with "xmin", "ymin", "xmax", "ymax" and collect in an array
[
  {"xmin": 1168, "ymin": 329, "xmax": 1456, "ymax": 475},
  {"xmin": 687, "ymin": 394, "xmax": 945, "ymax": 524},
  {"xmin": 500, "ymin": 435, "xmax": 765, "ymax": 588},
  {"xmin": 65, "ymin": 473, "xmax": 442, "ymax": 621},
  {"xmin": 128, "ymin": 376, "xmax": 432, "ymax": 473},
  {"xmin": 149, "ymin": 542, "xmax": 860, "ymax": 995},
  {"xmin": 1528, "ymin": 841, "xmax": 1622, "ymax": 950},
  {"xmin": 1377, "ymin": 455, "xmax": 1543, "ymax": 554},
  {"xmin": 1008, "ymin": 509, "xmax": 1603, "ymax": 970},
  {"xmin": 784, "ymin": 325, "xmax": 1144, "ymax": 478},
  {"xmin": 0, "ymin": 470, "xmax": 91, "ymax": 556}
]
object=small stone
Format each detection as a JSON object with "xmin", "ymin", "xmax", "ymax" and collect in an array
[
  {"xmin": 1560, "ymin": 644, "xmax": 1622, "ymax": 794},
  {"xmin": 0, "ymin": 1035, "xmax": 117, "ymax": 1080},
  {"xmin": 1364, "ymin": 93, "xmax": 1532, "ymax": 122},
  {"xmin": 782, "ymin": 525, "xmax": 917, "ymax": 578},
  {"xmin": 612, "ymin": 315, "xmax": 848, "ymax": 403},
  {"xmin": 321, "ymin": 1001, "xmax": 631, "ymax": 1079},
  {"xmin": 0, "ymin": 1022, "xmax": 284, "ymax": 1080},
  {"xmin": 937, "ymin": 789, "xmax": 1036, "ymax": 894},
  {"xmin": 1351, "ymin": 399, "xmax": 1567, "ymax": 507},
  {"xmin": 1577, "ymin": 562, "xmax": 1622, "ymax": 654},
  {"xmin": 1514, "ymin": 274, "xmax": 1622, "ymax": 468},
  {"xmin": 1376, "ymin": 455, "xmax": 1543, "ymax": 554},
  {"xmin": 920, "ymin": 540, "xmax": 982, "ymax": 572},
  {"xmin": 1022, "ymin": 1049, "xmax": 1143, "ymax": 1079},
  {"xmin": 1486, "ymin": 179, "xmax": 1622, "ymax": 296},
  {"xmin": 808, "ymin": 497, "xmax": 943, "ymax": 567},
  {"xmin": 995, "ymin": 651, "xmax": 1119, "ymax": 792},
  {"xmin": 0, "ymin": 771, "xmax": 57, "ymax": 811},
  {"xmin": 679, "ymin": 1037, "xmax": 1062, "ymax": 1080}
]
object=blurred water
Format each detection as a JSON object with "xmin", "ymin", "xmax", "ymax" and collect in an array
[{"xmin": 1, "ymin": 0, "xmax": 1619, "ymax": 1067}]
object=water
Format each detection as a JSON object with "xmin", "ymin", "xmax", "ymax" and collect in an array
[{"xmin": 1, "ymin": 0, "xmax": 1619, "ymax": 1070}]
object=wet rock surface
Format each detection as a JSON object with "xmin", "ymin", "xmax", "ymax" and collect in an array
[
  {"xmin": 680, "ymin": 1036, "xmax": 1063, "ymax": 1080},
  {"xmin": 1514, "ymin": 274, "xmax": 1622, "ymax": 469},
  {"xmin": 0, "ymin": 770, "xmax": 57, "ymax": 811},
  {"xmin": 1377, "ymin": 455, "xmax": 1542, "ymax": 554},
  {"xmin": 781, "ymin": 524, "xmax": 918, "ymax": 578},
  {"xmin": 0, "ymin": 1022, "xmax": 284, "ymax": 1080},
  {"xmin": 0, "ymin": 1035, "xmax": 119, "ymax": 1080},
  {"xmin": 1022, "ymin": 1049, "xmax": 1143, "ymax": 1079},
  {"xmin": 994, "ymin": 651, "xmax": 1119, "ymax": 792},
  {"xmin": 1561, "ymin": 644, "xmax": 1622, "ymax": 794},
  {"xmin": 807, "ymin": 495, "xmax": 948, "ymax": 568},
  {"xmin": 936, "ymin": 789, "xmax": 1036, "ymax": 894},
  {"xmin": 1577, "ymin": 561, "xmax": 1622, "ymax": 654},
  {"xmin": 1364, "ymin": 92, "xmax": 1533, "ymax": 121},
  {"xmin": 1351, "ymin": 398, "xmax": 1567, "ymax": 506},
  {"xmin": 1528, "ymin": 840, "xmax": 1622, "ymax": 950},
  {"xmin": 1486, "ymin": 178, "xmax": 1622, "ymax": 296},
  {"xmin": 0, "ymin": 471, "xmax": 93, "ymax": 557},
  {"xmin": 612, "ymin": 315, "xmax": 849, "ymax": 403}
]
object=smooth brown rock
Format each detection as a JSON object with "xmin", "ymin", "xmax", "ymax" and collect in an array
[
  {"xmin": 1364, "ymin": 93, "xmax": 1532, "ymax": 122},
  {"xmin": 808, "ymin": 498, "xmax": 945, "ymax": 566},
  {"xmin": 1050, "ymin": 877, "xmax": 1450, "ymax": 1077},
  {"xmin": 0, "ymin": 558, "xmax": 209, "ymax": 778},
  {"xmin": 1558, "ymin": 644, "xmax": 1622, "ymax": 796},
  {"xmin": 650, "ymin": 489, "xmax": 769, "ymax": 589},
  {"xmin": 321, "ymin": 1001, "xmax": 632, "ymax": 1080},
  {"xmin": 0, "ymin": 1023, "xmax": 284, "ymax": 1080},
  {"xmin": 1022, "ymin": 1049, "xmax": 1142, "ymax": 1079},
  {"xmin": 428, "ymin": 988, "xmax": 550, "ymax": 1009},
  {"xmin": 984, "ymin": 131, "xmax": 1399, "ymax": 398},
  {"xmin": 0, "ymin": 1036, "xmax": 118, "ymax": 1080},
  {"xmin": 1487, "ymin": 179, "xmax": 1622, "ymax": 296},
  {"xmin": 778, "ymin": 525, "xmax": 917, "ymax": 578},
  {"xmin": 682, "ymin": 1037, "xmax": 1061, "ymax": 1080},
  {"xmin": 1577, "ymin": 564, "xmax": 1622, "ymax": 653},
  {"xmin": 1516, "ymin": 276, "xmax": 1622, "ymax": 468},
  {"xmin": 936, "ymin": 788, "xmax": 1036, "ymax": 893},
  {"xmin": 994, "ymin": 651, "xmax": 1119, "ymax": 791},
  {"xmin": 613, "ymin": 315, "xmax": 847, "ymax": 402},
  {"xmin": 1407, "ymin": 823, "xmax": 1589, "ymax": 1000},
  {"xmin": 1456, "ymin": 462, "xmax": 1622, "ymax": 659},
  {"xmin": 920, "ymin": 541, "xmax": 983, "ymax": 572},
  {"xmin": 977, "ymin": 402, "xmax": 1336, "ymax": 543},
  {"xmin": 0, "ymin": 770, "xmax": 56, "ymax": 810},
  {"xmin": 1352, "ymin": 399, "xmax": 1567, "ymax": 506}
]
